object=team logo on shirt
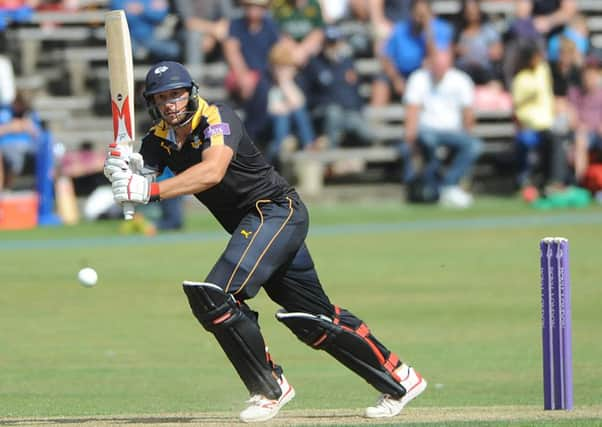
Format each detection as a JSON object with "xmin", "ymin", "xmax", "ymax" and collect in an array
[
  {"xmin": 240, "ymin": 230, "xmax": 253, "ymax": 239},
  {"xmin": 159, "ymin": 141, "xmax": 172, "ymax": 155},
  {"xmin": 190, "ymin": 135, "xmax": 202, "ymax": 149}
]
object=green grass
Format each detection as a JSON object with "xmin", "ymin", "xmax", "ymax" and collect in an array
[{"xmin": 1, "ymin": 196, "xmax": 602, "ymax": 424}]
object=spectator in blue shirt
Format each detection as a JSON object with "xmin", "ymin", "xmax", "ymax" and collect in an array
[
  {"xmin": 0, "ymin": 92, "xmax": 43, "ymax": 191},
  {"xmin": 547, "ymin": 14, "xmax": 589, "ymax": 63},
  {"xmin": 371, "ymin": 0, "xmax": 453, "ymax": 105},
  {"xmin": 110, "ymin": 0, "xmax": 180, "ymax": 61}
]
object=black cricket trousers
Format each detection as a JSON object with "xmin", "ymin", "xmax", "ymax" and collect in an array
[{"xmin": 205, "ymin": 193, "xmax": 334, "ymax": 316}]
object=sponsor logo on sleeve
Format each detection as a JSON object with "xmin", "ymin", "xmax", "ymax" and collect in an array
[{"xmin": 203, "ymin": 123, "xmax": 231, "ymax": 140}]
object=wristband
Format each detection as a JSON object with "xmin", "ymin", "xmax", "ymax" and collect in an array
[{"xmin": 149, "ymin": 182, "xmax": 161, "ymax": 202}]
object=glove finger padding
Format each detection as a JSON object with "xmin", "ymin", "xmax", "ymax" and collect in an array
[
  {"xmin": 128, "ymin": 152, "xmax": 144, "ymax": 173},
  {"xmin": 104, "ymin": 144, "xmax": 129, "ymax": 181},
  {"xmin": 104, "ymin": 156, "xmax": 129, "ymax": 181},
  {"xmin": 104, "ymin": 149, "xmax": 145, "ymax": 182}
]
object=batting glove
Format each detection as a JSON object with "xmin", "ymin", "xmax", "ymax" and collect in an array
[
  {"xmin": 111, "ymin": 170, "xmax": 160, "ymax": 205},
  {"xmin": 104, "ymin": 144, "xmax": 144, "ymax": 182}
]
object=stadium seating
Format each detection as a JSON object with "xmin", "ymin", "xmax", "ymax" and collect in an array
[{"xmin": 4, "ymin": 0, "xmax": 602, "ymax": 196}]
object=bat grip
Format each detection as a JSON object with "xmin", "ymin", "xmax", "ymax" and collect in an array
[{"xmin": 123, "ymin": 202, "xmax": 135, "ymax": 220}]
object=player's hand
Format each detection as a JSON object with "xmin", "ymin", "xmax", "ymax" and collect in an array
[
  {"xmin": 104, "ymin": 143, "xmax": 128, "ymax": 182},
  {"xmin": 128, "ymin": 152, "xmax": 144, "ymax": 173},
  {"xmin": 104, "ymin": 145, "xmax": 144, "ymax": 182},
  {"xmin": 111, "ymin": 170, "xmax": 153, "ymax": 205}
]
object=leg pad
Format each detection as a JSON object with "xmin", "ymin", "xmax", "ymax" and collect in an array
[
  {"xmin": 183, "ymin": 281, "xmax": 281, "ymax": 399},
  {"xmin": 276, "ymin": 308, "xmax": 406, "ymax": 398}
]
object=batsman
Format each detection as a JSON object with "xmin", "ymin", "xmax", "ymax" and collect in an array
[{"xmin": 104, "ymin": 61, "xmax": 427, "ymax": 422}]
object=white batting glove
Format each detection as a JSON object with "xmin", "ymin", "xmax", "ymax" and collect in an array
[
  {"xmin": 104, "ymin": 144, "xmax": 144, "ymax": 182},
  {"xmin": 104, "ymin": 156, "xmax": 128, "ymax": 182},
  {"xmin": 128, "ymin": 152, "xmax": 144, "ymax": 173},
  {"xmin": 111, "ymin": 170, "xmax": 159, "ymax": 205}
]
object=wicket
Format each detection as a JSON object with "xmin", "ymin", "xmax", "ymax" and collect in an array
[{"xmin": 540, "ymin": 237, "xmax": 573, "ymax": 410}]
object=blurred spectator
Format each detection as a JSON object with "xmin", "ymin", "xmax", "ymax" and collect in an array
[
  {"xmin": 371, "ymin": 0, "xmax": 453, "ymax": 106},
  {"xmin": 318, "ymin": 0, "xmax": 369, "ymax": 25},
  {"xmin": 265, "ymin": 41, "xmax": 317, "ymax": 163},
  {"xmin": 60, "ymin": 141, "xmax": 105, "ymax": 195},
  {"xmin": 403, "ymin": 48, "xmax": 482, "ymax": 208},
  {"xmin": 505, "ymin": 0, "xmax": 541, "ymax": 43},
  {"xmin": 503, "ymin": 0, "xmax": 545, "ymax": 88},
  {"xmin": 368, "ymin": 0, "xmax": 412, "ymax": 52},
  {"xmin": 271, "ymin": 0, "xmax": 325, "ymax": 67},
  {"xmin": 0, "ymin": 0, "xmax": 37, "ymax": 31},
  {"xmin": 0, "ymin": 55, "xmax": 15, "ymax": 107},
  {"xmin": 550, "ymin": 38, "xmax": 582, "ymax": 101},
  {"xmin": 110, "ymin": 0, "xmax": 180, "ymax": 61},
  {"xmin": 567, "ymin": 59, "xmax": 602, "ymax": 182},
  {"xmin": 223, "ymin": 0, "xmax": 279, "ymax": 142},
  {"xmin": 547, "ymin": 13, "xmax": 589, "ymax": 64},
  {"xmin": 453, "ymin": 0, "xmax": 504, "ymax": 86},
  {"xmin": 549, "ymin": 37, "xmax": 581, "ymax": 144},
  {"xmin": 0, "ymin": 91, "xmax": 43, "ymax": 191},
  {"xmin": 156, "ymin": 167, "xmax": 184, "ymax": 230},
  {"xmin": 532, "ymin": 0, "xmax": 577, "ymax": 38},
  {"xmin": 304, "ymin": 26, "xmax": 371, "ymax": 148},
  {"xmin": 36, "ymin": 0, "xmax": 78, "ymax": 11},
  {"xmin": 511, "ymin": 42, "xmax": 567, "ymax": 193},
  {"xmin": 173, "ymin": 0, "xmax": 233, "ymax": 65}
]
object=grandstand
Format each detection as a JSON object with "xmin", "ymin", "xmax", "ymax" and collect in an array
[{"xmin": 2, "ymin": 0, "xmax": 602, "ymax": 197}]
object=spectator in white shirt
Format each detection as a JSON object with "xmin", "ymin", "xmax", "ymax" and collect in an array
[{"xmin": 403, "ymin": 48, "xmax": 483, "ymax": 208}]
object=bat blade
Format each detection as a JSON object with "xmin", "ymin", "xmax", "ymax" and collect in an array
[{"xmin": 105, "ymin": 9, "xmax": 136, "ymax": 220}]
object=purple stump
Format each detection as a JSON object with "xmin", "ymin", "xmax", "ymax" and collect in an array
[{"xmin": 540, "ymin": 237, "xmax": 573, "ymax": 410}]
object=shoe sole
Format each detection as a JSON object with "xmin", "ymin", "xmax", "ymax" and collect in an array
[
  {"xmin": 240, "ymin": 385, "xmax": 295, "ymax": 423},
  {"xmin": 365, "ymin": 373, "xmax": 428, "ymax": 418}
]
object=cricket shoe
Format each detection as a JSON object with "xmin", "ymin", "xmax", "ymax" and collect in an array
[
  {"xmin": 365, "ymin": 364, "xmax": 427, "ymax": 418},
  {"xmin": 239, "ymin": 374, "xmax": 295, "ymax": 423}
]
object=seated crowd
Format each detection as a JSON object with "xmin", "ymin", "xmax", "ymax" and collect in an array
[{"xmin": 2, "ymin": 0, "xmax": 602, "ymax": 209}]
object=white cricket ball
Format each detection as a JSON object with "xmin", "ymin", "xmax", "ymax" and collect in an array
[{"xmin": 78, "ymin": 267, "xmax": 98, "ymax": 287}]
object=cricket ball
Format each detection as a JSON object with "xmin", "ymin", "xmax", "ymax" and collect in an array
[{"xmin": 78, "ymin": 267, "xmax": 98, "ymax": 287}]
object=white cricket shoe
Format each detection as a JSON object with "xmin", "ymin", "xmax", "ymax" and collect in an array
[
  {"xmin": 365, "ymin": 364, "xmax": 427, "ymax": 418},
  {"xmin": 439, "ymin": 185, "xmax": 474, "ymax": 208},
  {"xmin": 239, "ymin": 374, "xmax": 295, "ymax": 423}
]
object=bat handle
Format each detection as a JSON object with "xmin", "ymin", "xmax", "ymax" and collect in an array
[{"xmin": 123, "ymin": 202, "xmax": 135, "ymax": 220}]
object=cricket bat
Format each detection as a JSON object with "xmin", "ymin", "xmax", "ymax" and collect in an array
[
  {"xmin": 55, "ymin": 175, "xmax": 80, "ymax": 225},
  {"xmin": 105, "ymin": 9, "xmax": 136, "ymax": 220}
]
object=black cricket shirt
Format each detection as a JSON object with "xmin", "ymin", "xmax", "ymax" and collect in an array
[{"xmin": 139, "ymin": 96, "xmax": 294, "ymax": 233}]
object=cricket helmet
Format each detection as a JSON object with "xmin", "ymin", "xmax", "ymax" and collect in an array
[{"xmin": 143, "ymin": 61, "xmax": 199, "ymax": 125}]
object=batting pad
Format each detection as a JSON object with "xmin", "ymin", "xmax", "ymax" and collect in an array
[
  {"xmin": 182, "ymin": 281, "xmax": 282, "ymax": 399},
  {"xmin": 276, "ymin": 310, "xmax": 406, "ymax": 399}
]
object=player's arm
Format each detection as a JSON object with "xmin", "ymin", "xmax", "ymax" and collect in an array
[
  {"xmin": 156, "ymin": 144, "xmax": 233, "ymax": 199},
  {"xmin": 111, "ymin": 144, "xmax": 233, "ymax": 204}
]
